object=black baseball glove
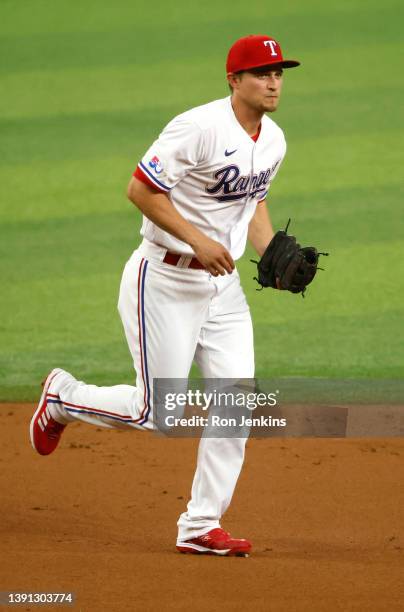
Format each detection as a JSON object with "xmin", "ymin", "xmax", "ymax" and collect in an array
[{"xmin": 252, "ymin": 220, "xmax": 328, "ymax": 296}]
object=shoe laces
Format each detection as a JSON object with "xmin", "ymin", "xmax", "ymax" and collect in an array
[
  {"xmin": 47, "ymin": 420, "xmax": 65, "ymax": 439},
  {"xmin": 204, "ymin": 528, "xmax": 230, "ymax": 542}
]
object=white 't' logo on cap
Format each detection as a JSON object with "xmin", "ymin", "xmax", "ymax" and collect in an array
[{"xmin": 264, "ymin": 40, "xmax": 278, "ymax": 56}]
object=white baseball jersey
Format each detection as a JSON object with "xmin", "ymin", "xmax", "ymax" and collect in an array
[{"xmin": 136, "ymin": 96, "xmax": 286, "ymax": 260}]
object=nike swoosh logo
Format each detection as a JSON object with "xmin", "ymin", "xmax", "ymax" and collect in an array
[{"xmin": 224, "ymin": 148, "xmax": 237, "ymax": 156}]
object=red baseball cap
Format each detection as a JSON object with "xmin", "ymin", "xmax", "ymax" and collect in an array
[{"xmin": 226, "ymin": 34, "xmax": 300, "ymax": 73}]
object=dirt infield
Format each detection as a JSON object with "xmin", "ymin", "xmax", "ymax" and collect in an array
[{"xmin": 1, "ymin": 404, "xmax": 403, "ymax": 612}]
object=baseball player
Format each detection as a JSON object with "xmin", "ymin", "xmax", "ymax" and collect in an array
[{"xmin": 30, "ymin": 35, "xmax": 300, "ymax": 557}]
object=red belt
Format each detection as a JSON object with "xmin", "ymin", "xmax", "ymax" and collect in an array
[{"xmin": 163, "ymin": 252, "xmax": 205, "ymax": 270}]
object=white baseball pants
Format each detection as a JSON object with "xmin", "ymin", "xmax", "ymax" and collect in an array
[{"xmin": 54, "ymin": 239, "xmax": 254, "ymax": 540}]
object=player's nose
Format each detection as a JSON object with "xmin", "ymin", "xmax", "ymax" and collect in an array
[{"xmin": 266, "ymin": 75, "xmax": 278, "ymax": 87}]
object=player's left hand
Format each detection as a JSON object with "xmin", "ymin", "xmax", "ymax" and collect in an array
[{"xmin": 252, "ymin": 219, "xmax": 329, "ymax": 296}]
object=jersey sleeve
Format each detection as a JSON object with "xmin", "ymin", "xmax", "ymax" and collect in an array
[
  {"xmin": 133, "ymin": 165, "xmax": 166, "ymax": 193},
  {"xmin": 136, "ymin": 117, "xmax": 204, "ymax": 193}
]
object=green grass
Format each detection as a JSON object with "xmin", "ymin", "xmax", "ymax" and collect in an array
[{"xmin": 1, "ymin": 0, "xmax": 403, "ymax": 400}]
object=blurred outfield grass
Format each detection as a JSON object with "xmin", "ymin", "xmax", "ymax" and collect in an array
[{"xmin": 0, "ymin": 0, "xmax": 403, "ymax": 400}]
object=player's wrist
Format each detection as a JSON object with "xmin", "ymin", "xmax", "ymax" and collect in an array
[{"xmin": 187, "ymin": 230, "xmax": 210, "ymax": 252}]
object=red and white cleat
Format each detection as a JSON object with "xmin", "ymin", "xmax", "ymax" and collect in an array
[
  {"xmin": 30, "ymin": 368, "xmax": 70, "ymax": 456},
  {"xmin": 176, "ymin": 528, "xmax": 252, "ymax": 557}
]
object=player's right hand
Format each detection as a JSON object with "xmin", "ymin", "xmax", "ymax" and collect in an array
[{"xmin": 192, "ymin": 236, "xmax": 235, "ymax": 276}]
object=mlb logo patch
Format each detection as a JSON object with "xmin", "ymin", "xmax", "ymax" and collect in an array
[{"xmin": 148, "ymin": 155, "xmax": 163, "ymax": 174}]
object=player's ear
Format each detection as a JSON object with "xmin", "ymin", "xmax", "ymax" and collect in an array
[{"xmin": 227, "ymin": 72, "xmax": 240, "ymax": 92}]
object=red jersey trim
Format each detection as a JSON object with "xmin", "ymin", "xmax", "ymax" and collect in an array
[
  {"xmin": 133, "ymin": 166, "xmax": 167, "ymax": 194},
  {"xmin": 251, "ymin": 123, "xmax": 261, "ymax": 143}
]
